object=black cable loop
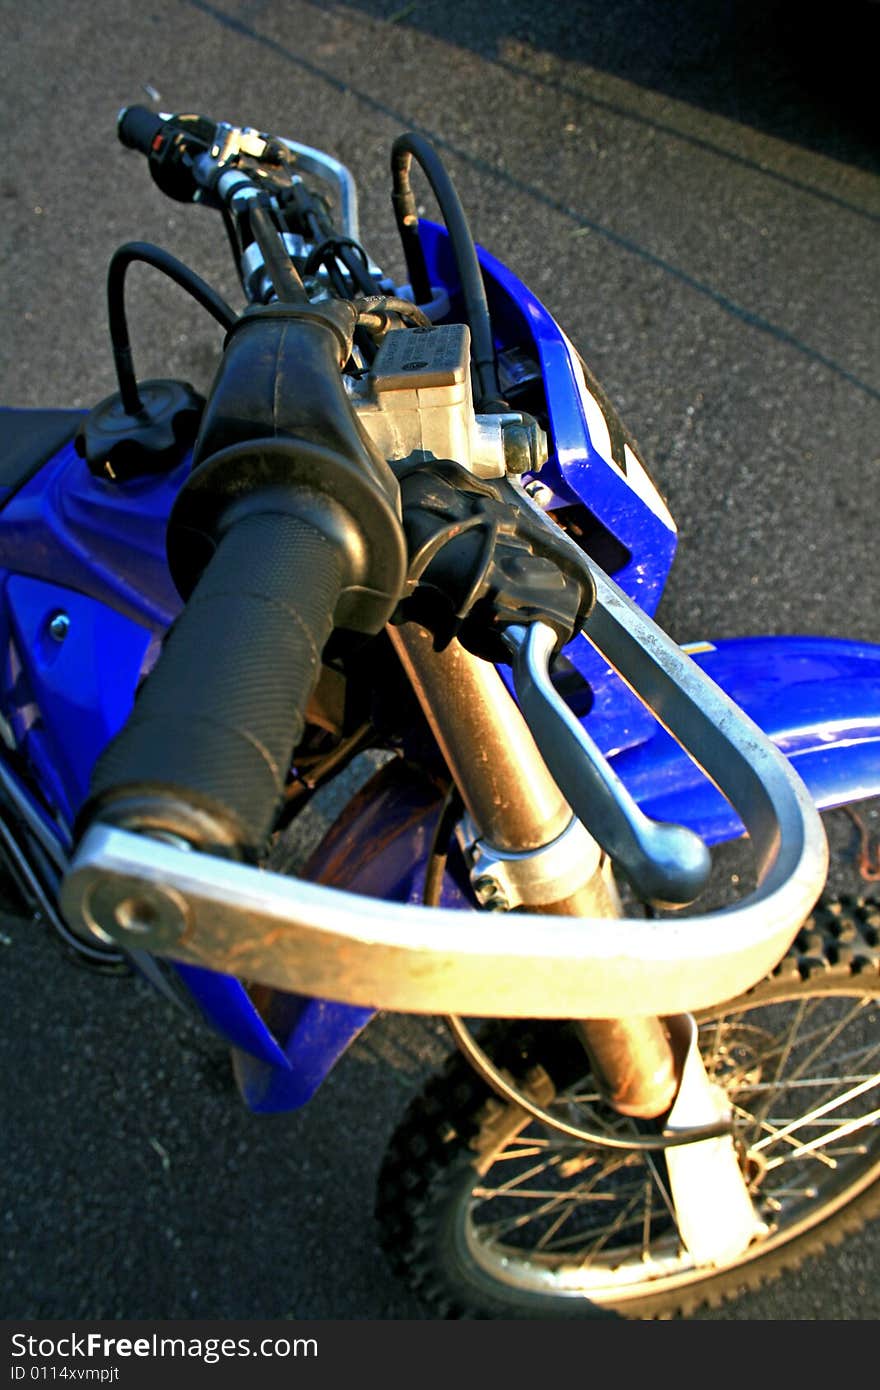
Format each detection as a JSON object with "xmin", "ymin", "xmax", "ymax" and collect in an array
[
  {"xmin": 303, "ymin": 234, "xmax": 378, "ymax": 297},
  {"xmin": 303, "ymin": 234, "xmax": 366, "ymax": 276},
  {"xmin": 422, "ymin": 781, "xmax": 464, "ymax": 909},
  {"xmin": 456, "ymin": 517, "xmax": 500, "ymax": 621},
  {"xmin": 107, "ymin": 242, "xmax": 238, "ymax": 415}
]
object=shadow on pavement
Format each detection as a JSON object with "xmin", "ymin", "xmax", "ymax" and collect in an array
[{"xmin": 341, "ymin": 0, "xmax": 880, "ymax": 172}]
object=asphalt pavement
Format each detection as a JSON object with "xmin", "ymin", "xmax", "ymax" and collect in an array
[{"xmin": 1, "ymin": 0, "xmax": 879, "ymax": 1323}]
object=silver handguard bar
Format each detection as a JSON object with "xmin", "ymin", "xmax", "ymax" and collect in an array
[{"xmin": 60, "ymin": 555, "xmax": 828, "ymax": 1020}]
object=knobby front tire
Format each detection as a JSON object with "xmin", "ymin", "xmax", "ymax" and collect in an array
[{"xmin": 376, "ymin": 895, "xmax": 880, "ymax": 1319}]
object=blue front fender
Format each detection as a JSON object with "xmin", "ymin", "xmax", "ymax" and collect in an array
[{"xmin": 581, "ymin": 632, "xmax": 880, "ymax": 845}]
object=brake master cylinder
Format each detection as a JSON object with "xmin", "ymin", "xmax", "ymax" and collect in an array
[{"xmin": 350, "ymin": 324, "xmax": 547, "ymax": 478}]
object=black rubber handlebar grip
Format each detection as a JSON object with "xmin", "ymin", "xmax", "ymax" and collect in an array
[
  {"xmin": 117, "ymin": 105, "xmax": 165, "ymax": 154},
  {"xmin": 85, "ymin": 510, "xmax": 343, "ymax": 860}
]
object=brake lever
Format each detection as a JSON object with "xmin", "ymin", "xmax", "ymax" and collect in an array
[{"xmin": 503, "ymin": 621, "xmax": 712, "ymax": 907}]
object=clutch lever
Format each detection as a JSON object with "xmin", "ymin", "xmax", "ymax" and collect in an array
[{"xmin": 503, "ymin": 621, "xmax": 712, "ymax": 907}]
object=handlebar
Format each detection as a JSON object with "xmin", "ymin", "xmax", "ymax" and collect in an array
[
  {"xmin": 116, "ymin": 107, "xmax": 222, "ymax": 205},
  {"xmin": 83, "ymin": 109, "xmax": 419, "ymax": 863},
  {"xmin": 61, "ymin": 106, "xmax": 831, "ymax": 1021}
]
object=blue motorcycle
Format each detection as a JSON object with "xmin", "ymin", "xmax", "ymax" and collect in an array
[{"xmin": 3, "ymin": 107, "xmax": 879, "ymax": 1319}]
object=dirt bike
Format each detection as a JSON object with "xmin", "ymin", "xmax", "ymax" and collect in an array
[{"xmin": 2, "ymin": 105, "xmax": 879, "ymax": 1319}]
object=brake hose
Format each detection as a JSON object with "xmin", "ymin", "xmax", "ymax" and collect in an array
[{"xmin": 390, "ymin": 133, "xmax": 502, "ymax": 407}]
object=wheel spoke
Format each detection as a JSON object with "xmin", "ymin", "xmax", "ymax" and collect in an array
[
  {"xmin": 644, "ymin": 1149, "xmax": 679, "ymax": 1231},
  {"xmin": 713, "ymin": 1001, "xmax": 877, "ymax": 1116},
  {"xmin": 472, "ymin": 1148, "xmax": 635, "ymax": 1238},
  {"xmin": 732, "ymin": 1101, "xmax": 838, "ymax": 1169},
  {"xmin": 474, "ymin": 1173, "xmax": 624, "ymax": 1241},
  {"xmin": 473, "ymin": 1187, "xmax": 619, "ymax": 1203},
  {"xmin": 491, "ymin": 1142, "xmax": 555, "ymax": 1162},
  {"xmin": 752, "ymin": 1072, "xmax": 880, "ymax": 1155},
  {"xmin": 749, "ymin": 997, "xmax": 809, "ymax": 1127},
  {"xmin": 782, "ymin": 998, "xmax": 874, "ymax": 1088},
  {"xmin": 763, "ymin": 1106, "xmax": 880, "ymax": 1171},
  {"xmin": 641, "ymin": 1163, "xmax": 655, "ymax": 1258},
  {"xmin": 576, "ymin": 1187, "xmax": 648, "ymax": 1265},
  {"xmin": 735, "ymin": 1072, "xmax": 880, "ymax": 1092},
  {"xmin": 476, "ymin": 1150, "xmax": 566, "ymax": 1198},
  {"xmin": 535, "ymin": 1200, "xmax": 579, "ymax": 1251}
]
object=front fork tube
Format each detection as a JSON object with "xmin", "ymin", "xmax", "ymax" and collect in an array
[
  {"xmin": 389, "ymin": 624, "xmax": 678, "ymax": 1120},
  {"xmin": 390, "ymin": 624, "xmax": 764, "ymax": 1264}
]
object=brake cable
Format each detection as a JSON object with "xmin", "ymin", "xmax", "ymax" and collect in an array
[{"xmin": 424, "ymin": 777, "xmax": 734, "ymax": 1152}]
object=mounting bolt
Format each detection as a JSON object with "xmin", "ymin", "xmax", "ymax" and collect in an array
[
  {"xmin": 84, "ymin": 879, "xmax": 190, "ymax": 949},
  {"xmin": 48, "ymin": 612, "xmax": 70, "ymax": 643}
]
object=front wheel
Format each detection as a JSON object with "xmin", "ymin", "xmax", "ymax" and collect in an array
[{"xmin": 376, "ymin": 895, "xmax": 880, "ymax": 1319}]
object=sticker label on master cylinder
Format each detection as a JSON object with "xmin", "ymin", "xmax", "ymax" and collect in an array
[{"xmin": 371, "ymin": 324, "xmax": 470, "ymax": 392}]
